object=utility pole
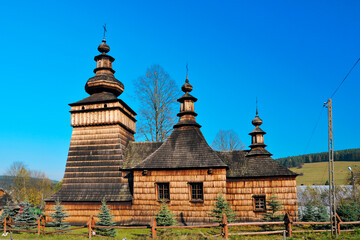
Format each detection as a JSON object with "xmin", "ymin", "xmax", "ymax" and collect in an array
[{"xmin": 325, "ymin": 98, "xmax": 337, "ymax": 237}]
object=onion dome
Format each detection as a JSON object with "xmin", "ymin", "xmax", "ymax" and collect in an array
[
  {"xmin": 252, "ymin": 115, "xmax": 263, "ymax": 126},
  {"xmin": 181, "ymin": 76, "xmax": 193, "ymax": 93},
  {"xmin": 85, "ymin": 40, "xmax": 124, "ymax": 97},
  {"xmin": 98, "ymin": 40, "xmax": 110, "ymax": 54}
]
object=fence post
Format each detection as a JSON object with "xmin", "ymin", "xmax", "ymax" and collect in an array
[
  {"xmin": 284, "ymin": 212, "xmax": 292, "ymax": 237},
  {"xmin": 37, "ymin": 217, "xmax": 41, "ymax": 235},
  {"xmin": 8, "ymin": 216, "xmax": 12, "ymax": 233},
  {"xmin": 3, "ymin": 215, "xmax": 7, "ymax": 235},
  {"xmin": 222, "ymin": 214, "xmax": 228, "ymax": 239},
  {"xmin": 42, "ymin": 216, "xmax": 46, "ymax": 234},
  {"xmin": 151, "ymin": 218, "xmax": 157, "ymax": 239},
  {"xmin": 88, "ymin": 215, "xmax": 92, "ymax": 239},
  {"xmin": 336, "ymin": 213, "xmax": 342, "ymax": 235}
]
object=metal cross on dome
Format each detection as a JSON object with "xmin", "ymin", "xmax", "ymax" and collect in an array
[{"xmin": 103, "ymin": 24, "xmax": 107, "ymax": 41}]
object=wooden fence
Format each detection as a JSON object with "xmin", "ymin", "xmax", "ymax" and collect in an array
[{"xmin": 2, "ymin": 213, "xmax": 360, "ymax": 239}]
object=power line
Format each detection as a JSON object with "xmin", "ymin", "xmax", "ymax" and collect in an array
[
  {"xmin": 304, "ymin": 107, "xmax": 325, "ymax": 153},
  {"xmin": 330, "ymin": 57, "xmax": 360, "ymax": 98},
  {"xmin": 304, "ymin": 57, "xmax": 359, "ymax": 155}
]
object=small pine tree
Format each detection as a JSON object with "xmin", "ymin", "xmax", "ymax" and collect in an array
[
  {"xmin": 315, "ymin": 205, "xmax": 329, "ymax": 222},
  {"xmin": 0, "ymin": 200, "xmax": 16, "ymax": 231},
  {"xmin": 337, "ymin": 200, "xmax": 360, "ymax": 222},
  {"xmin": 155, "ymin": 201, "xmax": 177, "ymax": 226},
  {"xmin": 263, "ymin": 192, "xmax": 283, "ymax": 222},
  {"xmin": 208, "ymin": 193, "xmax": 237, "ymax": 223},
  {"xmin": 14, "ymin": 200, "xmax": 37, "ymax": 230},
  {"xmin": 0, "ymin": 200, "xmax": 16, "ymax": 221},
  {"xmin": 95, "ymin": 199, "xmax": 116, "ymax": 237},
  {"xmin": 302, "ymin": 203, "xmax": 316, "ymax": 222},
  {"xmin": 50, "ymin": 200, "xmax": 70, "ymax": 230}
]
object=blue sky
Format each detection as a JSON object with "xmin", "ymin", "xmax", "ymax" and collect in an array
[{"xmin": 0, "ymin": 0, "xmax": 359, "ymax": 180}]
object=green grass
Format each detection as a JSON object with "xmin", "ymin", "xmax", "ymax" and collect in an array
[
  {"xmin": 290, "ymin": 161, "xmax": 360, "ymax": 186},
  {"xmin": 2, "ymin": 226, "xmax": 360, "ymax": 239}
]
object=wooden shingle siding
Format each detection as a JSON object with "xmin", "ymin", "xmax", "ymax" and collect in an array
[
  {"xmin": 131, "ymin": 169, "xmax": 227, "ymax": 225},
  {"xmin": 226, "ymin": 176, "xmax": 297, "ymax": 222},
  {"xmin": 47, "ymin": 125, "xmax": 134, "ymax": 202}
]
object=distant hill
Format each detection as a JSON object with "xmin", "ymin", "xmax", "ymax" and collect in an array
[
  {"xmin": 0, "ymin": 175, "xmax": 58, "ymax": 191},
  {"xmin": 276, "ymin": 148, "xmax": 360, "ymax": 168},
  {"xmin": 290, "ymin": 161, "xmax": 360, "ymax": 186}
]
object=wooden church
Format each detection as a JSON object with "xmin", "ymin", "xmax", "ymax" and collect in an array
[{"xmin": 45, "ymin": 39, "xmax": 298, "ymax": 225}]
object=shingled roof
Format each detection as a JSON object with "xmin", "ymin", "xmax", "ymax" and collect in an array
[
  {"xmin": 69, "ymin": 92, "xmax": 118, "ymax": 106},
  {"xmin": 0, "ymin": 189, "xmax": 19, "ymax": 210},
  {"xmin": 123, "ymin": 141, "xmax": 163, "ymax": 169},
  {"xmin": 217, "ymin": 151, "xmax": 297, "ymax": 178},
  {"xmin": 132, "ymin": 127, "xmax": 228, "ymax": 170}
]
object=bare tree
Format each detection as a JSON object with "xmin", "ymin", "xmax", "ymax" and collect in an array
[
  {"xmin": 134, "ymin": 64, "xmax": 179, "ymax": 141},
  {"xmin": 6, "ymin": 161, "xmax": 26, "ymax": 177},
  {"xmin": 211, "ymin": 130, "xmax": 246, "ymax": 151}
]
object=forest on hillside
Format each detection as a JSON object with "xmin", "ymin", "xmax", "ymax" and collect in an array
[{"xmin": 276, "ymin": 148, "xmax": 360, "ymax": 168}]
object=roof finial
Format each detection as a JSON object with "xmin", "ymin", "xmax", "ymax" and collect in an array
[
  {"xmin": 256, "ymin": 97, "xmax": 258, "ymax": 116},
  {"xmin": 103, "ymin": 24, "xmax": 107, "ymax": 41},
  {"xmin": 185, "ymin": 63, "xmax": 189, "ymax": 83}
]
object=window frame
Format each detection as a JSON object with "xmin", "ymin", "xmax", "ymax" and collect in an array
[
  {"xmin": 253, "ymin": 195, "xmax": 266, "ymax": 212},
  {"xmin": 156, "ymin": 182, "xmax": 170, "ymax": 202},
  {"xmin": 189, "ymin": 182, "xmax": 204, "ymax": 203}
]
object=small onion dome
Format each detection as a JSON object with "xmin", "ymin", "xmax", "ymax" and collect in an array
[
  {"xmin": 182, "ymin": 78, "xmax": 193, "ymax": 93},
  {"xmin": 98, "ymin": 40, "xmax": 110, "ymax": 54},
  {"xmin": 252, "ymin": 115, "xmax": 263, "ymax": 126}
]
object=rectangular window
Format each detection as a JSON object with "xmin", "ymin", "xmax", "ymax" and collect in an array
[
  {"xmin": 157, "ymin": 183, "xmax": 170, "ymax": 201},
  {"xmin": 190, "ymin": 182, "xmax": 203, "ymax": 201},
  {"xmin": 253, "ymin": 195, "xmax": 266, "ymax": 211}
]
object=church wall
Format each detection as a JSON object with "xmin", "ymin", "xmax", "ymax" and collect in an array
[
  {"xmin": 226, "ymin": 176, "xmax": 298, "ymax": 221},
  {"xmin": 46, "ymin": 168, "xmax": 227, "ymax": 226},
  {"xmin": 45, "ymin": 201, "xmax": 134, "ymax": 225},
  {"xmin": 131, "ymin": 168, "xmax": 227, "ymax": 225}
]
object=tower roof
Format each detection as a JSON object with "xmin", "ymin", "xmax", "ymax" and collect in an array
[
  {"xmin": 173, "ymin": 74, "xmax": 201, "ymax": 128},
  {"xmin": 132, "ymin": 127, "xmax": 227, "ymax": 170},
  {"xmin": 247, "ymin": 109, "xmax": 272, "ymax": 157},
  {"xmin": 133, "ymin": 75, "xmax": 226, "ymax": 170}
]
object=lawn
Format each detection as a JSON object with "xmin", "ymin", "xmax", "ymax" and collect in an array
[
  {"xmin": 2, "ymin": 227, "xmax": 360, "ymax": 239},
  {"xmin": 290, "ymin": 161, "xmax": 360, "ymax": 186}
]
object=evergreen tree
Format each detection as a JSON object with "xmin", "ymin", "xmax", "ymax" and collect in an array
[
  {"xmin": 302, "ymin": 203, "xmax": 316, "ymax": 222},
  {"xmin": 155, "ymin": 200, "xmax": 177, "ymax": 226},
  {"xmin": 49, "ymin": 200, "xmax": 70, "ymax": 230},
  {"xmin": 0, "ymin": 200, "xmax": 16, "ymax": 231},
  {"xmin": 95, "ymin": 199, "xmax": 116, "ymax": 237},
  {"xmin": 302, "ymin": 204, "xmax": 329, "ymax": 222},
  {"xmin": 263, "ymin": 192, "xmax": 283, "ymax": 222},
  {"xmin": 0, "ymin": 200, "xmax": 16, "ymax": 221},
  {"xmin": 14, "ymin": 200, "xmax": 37, "ymax": 230},
  {"xmin": 337, "ymin": 200, "xmax": 360, "ymax": 222},
  {"xmin": 315, "ymin": 205, "xmax": 329, "ymax": 222},
  {"xmin": 208, "ymin": 193, "xmax": 237, "ymax": 223}
]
